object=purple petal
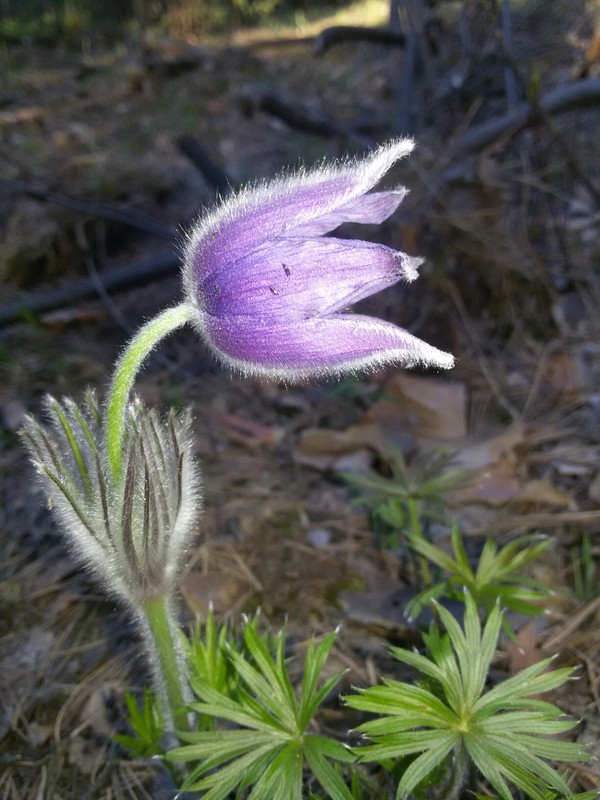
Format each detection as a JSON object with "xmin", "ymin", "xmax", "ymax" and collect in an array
[
  {"xmin": 289, "ymin": 190, "xmax": 407, "ymax": 237},
  {"xmin": 197, "ymin": 237, "xmax": 422, "ymax": 322},
  {"xmin": 196, "ymin": 313, "xmax": 455, "ymax": 379},
  {"xmin": 183, "ymin": 139, "xmax": 414, "ymax": 288}
]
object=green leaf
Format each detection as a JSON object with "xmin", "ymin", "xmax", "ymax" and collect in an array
[
  {"xmin": 355, "ymin": 729, "xmax": 455, "ymax": 761},
  {"xmin": 248, "ymin": 741, "xmax": 303, "ymax": 800},
  {"xmin": 477, "ymin": 710, "xmax": 577, "ymax": 737},
  {"xmin": 346, "ymin": 682, "xmax": 455, "ymax": 728},
  {"xmin": 473, "ymin": 661, "xmax": 574, "ymax": 716},
  {"xmin": 304, "ymin": 736, "xmax": 355, "ymax": 800},
  {"xmin": 168, "ymin": 617, "xmax": 351, "ymax": 799},
  {"xmin": 465, "ymin": 733, "xmax": 516, "ymax": 800},
  {"xmin": 114, "ymin": 688, "xmax": 163, "ymax": 757},
  {"xmin": 185, "ymin": 743, "xmax": 280, "ymax": 799},
  {"xmin": 345, "ymin": 590, "xmax": 589, "ymax": 800},
  {"xmin": 166, "ymin": 729, "xmax": 274, "ymax": 768},
  {"xmin": 482, "ymin": 736, "xmax": 573, "ymax": 797},
  {"xmin": 396, "ymin": 731, "xmax": 457, "ymax": 798}
]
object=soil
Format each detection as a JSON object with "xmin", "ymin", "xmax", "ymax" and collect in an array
[{"xmin": 1, "ymin": 3, "xmax": 600, "ymax": 797}]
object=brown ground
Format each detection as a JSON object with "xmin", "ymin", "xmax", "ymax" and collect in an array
[{"xmin": 1, "ymin": 2, "xmax": 600, "ymax": 797}]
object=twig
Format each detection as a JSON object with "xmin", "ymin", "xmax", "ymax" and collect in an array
[
  {"xmin": 472, "ymin": 509, "xmax": 600, "ymax": 536},
  {"xmin": 496, "ymin": 45, "xmax": 600, "ymax": 204},
  {"xmin": 176, "ymin": 135, "xmax": 232, "ymax": 197},
  {"xmin": 389, "ymin": 0, "xmax": 402, "ymax": 34},
  {"xmin": 394, "ymin": 3, "xmax": 418, "ymax": 133},
  {"xmin": 237, "ymin": 85, "xmax": 373, "ymax": 149},
  {"xmin": 1, "ymin": 137, "xmax": 235, "ymax": 329},
  {"xmin": 445, "ymin": 278, "xmax": 521, "ymax": 422},
  {"xmin": 75, "ymin": 219, "xmax": 133, "ymax": 336},
  {"xmin": 0, "ymin": 251, "xmax": 179, "ymax": 327},
  {"xmin": 313, "ymin": 25, "xmax": 405, "ymax": 57},
  {"xmin": 500, "ymin": 0, "xmax": 519, "ymax": 110},
  {"xmin": 240, "ymin": 36, "xmax": 315, "ymax": 52},
  {"xmin": 0, "ymin": 177, "xmax": 172, "ymax": 240},
  {"xmin": 452, "ymin": 77, "xmax": 600, "ymax": 155},
  {"xmin": 533, "ymin": 99, "xmax": 600, "ymax": 206},
  {"xmin": 541, "ymin": 595, "xmax": 600, "ymax": 653}
]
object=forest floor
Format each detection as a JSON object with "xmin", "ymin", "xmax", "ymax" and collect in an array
[{"xmin": 1, "ymin": 1, "xmax": 600, "ymax": 797}]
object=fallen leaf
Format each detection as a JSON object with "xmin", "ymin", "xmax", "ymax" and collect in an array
[
  {"xmin": 539, "ymin": 351, "xmax": 583, "ymax": 398},
  {"xmin": 589, "ymin": 471, "xmax": 600, "ymax": 503},
  {"xmin": 506, "ymin": 619, "xmax": 544, "ymax": 674},
  {"xmin": 452, "ymin": 466, "xmax": 521, "ymax": 507},
  {"xmin": 79, "ymin": 683, "xmax": 119, "ymax": 738},
  {"xmin": 367, "ymin": 373, "xmax": 468, "ymax": 443},
  {"xmin": 180, "ymin": 572, "xmax": 251, "ymax": 620},
  {"xmin": 215, "ymin": 410, "xmax": 284, "ymax": 447},
  {"xmin": 294, "ymin": 422, "xmax": 389, "ymax": 470},
  {"xmin": 454, "ymin": 424, "xmax": 524, "ymax": 471},
  {"xmin": 518, "ymin": 479, "xmax": 574, "ymax": 509}
]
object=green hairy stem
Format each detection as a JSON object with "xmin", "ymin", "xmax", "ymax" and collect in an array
[
  {"xmin": 104, "ymin": 303, "xmax": 194, "ymax": 484},
  {"xmin": 143, "ymin": 596, "xmax": 190, "ymax": 734}
]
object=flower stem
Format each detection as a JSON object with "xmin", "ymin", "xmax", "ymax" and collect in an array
[
  {"xmin": 445, "ymin": 737, "xmax": 469, "ymax": 800},
  {"xmin": 143, "ymin": 595, "xmax": 190, "ymax": 734},
  {"xmin": 407, "ymin": 497, "xmax": 432, "ymax": 588},
  {"xmin": 105, "ymin": 303, "xmax": 194, "ymax": 484}
]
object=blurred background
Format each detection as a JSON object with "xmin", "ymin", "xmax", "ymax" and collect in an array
[{"xmin": 1, "ymin": 1, "xmax": 600, "ymax": 797}]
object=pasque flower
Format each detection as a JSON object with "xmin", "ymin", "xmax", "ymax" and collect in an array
[
  {"xmin": 21, "ymin": 392, "xmax": 201, "ymax": 609},
  {"xmin": 183, "ymin": 139, "xmax": 454, "ymax": 380},
  {"xmin": 22, "ymin": 392, "xmax": 201, "ymax": 732}
]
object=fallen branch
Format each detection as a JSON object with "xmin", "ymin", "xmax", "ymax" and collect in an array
[
  {"xmin": 0, "ymin": 178, "xmax": 172, "ymax": 240},
  {"xmin": 473, "ymin": 509, "xmax": 600, "ymax": 536},
  {"xmin": 176, "ymin": 135, "xmax": 233, "ymax": 197},
  {"xmin": 1, "ymin": 137, "xmax": 235, "ymax": 329},
  {"xmin": 0, "ymin": 251, "xmax": 179, "ymax": 327},
  {"xmin": 453, "ymin": 77, "xmax": 600, "ymax": 155},
  {"xmin": 313, "ymin": 25, "xmax": 405, "ymax": 56},
  {"xmin": 237, "ymin": 85, "xmax": 374, "ymax": 148}
]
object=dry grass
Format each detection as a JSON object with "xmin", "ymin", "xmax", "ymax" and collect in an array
[{"xmin": 1, "ymin": 2, "xmax": 600, "ymax": 795}]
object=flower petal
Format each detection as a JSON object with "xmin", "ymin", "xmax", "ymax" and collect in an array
[
  {"xmin": 195, "ymin": 313, "xmax": 454, "ymax": 380},
  {"xmin": 289, "ymin": 190, "xmax": 407, "ymax": 237},
  {"xmin": 196, "ymin": 237, "xmax": 422, "ymax": 322},
  {"xmin": 183, "ymin": 139, "xmax": 414, "ymax": 288}
]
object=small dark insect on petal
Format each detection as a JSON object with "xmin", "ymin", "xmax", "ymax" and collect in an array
[
  {"xmin": 269, "ymin": 285, "xmax": 279, "ymax": 295},
  {"xmin": 282, "ymin": 263, "xmax": 291, "ymax": 277}
]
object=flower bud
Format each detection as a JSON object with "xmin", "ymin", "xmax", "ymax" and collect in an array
[{"xmin": 21, "ymin": 392, "xmax": 201, "ymax": 609}]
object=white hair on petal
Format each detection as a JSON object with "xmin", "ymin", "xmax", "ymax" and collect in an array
[
  {"xmin": 188, "ymin": 310, "xmax": 454, "ymax": 384},
  {"xmin": 181, "ymin": 139, "xmax": 415, "ymax": 301}
]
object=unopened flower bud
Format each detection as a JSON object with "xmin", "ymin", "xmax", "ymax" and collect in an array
[{"xmin": 21, "ymin": 392, "xmax": 201, "ymax": 609}]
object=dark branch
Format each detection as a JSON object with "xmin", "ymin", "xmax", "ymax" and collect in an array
[
  {"xmin": 176, "ymin": 135, "xmax": 233, "ymax": 197},
  {"xmin": 453, "ymin": 77, "xmax": 600, "ymax": 155},
  {"xmin": 237, "ymin": 85, "xmax": 373, "ymax": 148},
  {"xmin": 313, "ymin": 25, "xmax": 406, "ymax": 56},
  {"xmin": 0, "ymin": 178, "xmax": 172, "ymax": 240},
  {"xmin": 0, "ymin": 251, "xmax": 179, "ymax": 327}
]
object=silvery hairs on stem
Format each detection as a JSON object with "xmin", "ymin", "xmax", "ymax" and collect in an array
[
  {"xmin": 19, "ymin": 139, "xmax": 455, "ymax": 735},
  {"xmin": 21, "ymin": 391, "xmax": 201, "ymax": 610}
]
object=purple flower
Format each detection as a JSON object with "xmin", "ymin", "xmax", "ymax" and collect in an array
[{"xmin": 183, "ymin": 139, "xmax": 454, "ymax": 380}]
